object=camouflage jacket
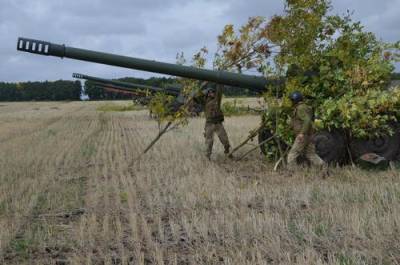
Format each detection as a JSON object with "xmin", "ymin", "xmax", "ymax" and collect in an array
[
  {"xmin": 196, "ymin": 84, "xmax": 224, "ymax": 123},
  {"xmin": 291, "ymin": 102, "xmax": 314, "ymax": 135}
]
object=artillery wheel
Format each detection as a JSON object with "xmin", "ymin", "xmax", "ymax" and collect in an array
[
  {"xmin": 314, "ymin": 130, "xmax": 347, "ymax": 164},
  {"xmin": 350, "ymin": 127, "xmax": 400, "ymax": 161}
]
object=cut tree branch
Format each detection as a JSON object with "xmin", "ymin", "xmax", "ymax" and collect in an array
[{"xmin": 236, "ymin": 135, "xmax": 275, "ymax": 161}]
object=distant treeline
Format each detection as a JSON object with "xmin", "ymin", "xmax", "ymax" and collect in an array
[
  {"xmin": 0, "ymin": 80, "xmax": 81, "ymax": 101},
  {"xmin": 84, "ymin": 76, "xmax": 258, "ymax": 100},
  {"xmin": 392, "ymin": 73, "xmax": 400, "ymax": 80}
]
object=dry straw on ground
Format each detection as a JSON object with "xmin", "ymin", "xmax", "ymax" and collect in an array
[{"xmin": 0, "ymin": 101, "xmax": 399, "ymax": 265}]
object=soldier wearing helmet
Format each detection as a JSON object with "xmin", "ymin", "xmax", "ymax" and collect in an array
[
  {"xmin": 287, "ymin": 91, "xmax": 326, "ymax": 169},
  {"xmin": 196, "ymin": 84, "xmax": 231, "ymax": 160}
]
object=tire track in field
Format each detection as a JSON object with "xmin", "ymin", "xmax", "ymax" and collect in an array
[
  {"xmin": 89, "ymin": 115, "xmax": 144, "ymax": 264},
  {"xmin": 114, "ymin": 116, "xmax": 145, "ymax": 264},
  {"xmin": 55, "ymin": 111, "xmax": 187, "ymax": 264},
  {"xmin": 73, "ymin": 113, "xmax": 124, "ymax": 264},
  {"xmin": 119, "ymin": 116, "xmax": 149, "ymax": 259},
  {"xmin": 27, "ymin": 112, "xmax": 104, "ymax": 265},
  {"xmin": 122, "ymin": 115, "xmax": 190, "ymax": 264},
  {"xmin": 90, "ymin": 112, "xmax": 114, "ymax": 264},
  {"xmin": 91, "ymin": 114, "xmax": 144, "ymax": 265},
  {"xmin": 120, "ymin": 116, "xmax": 184, "ymax": 265},
  {"xmin": 72, "ymin": 113, "xmax": 154, "ymax": 264},
  {"xmin": 120, "ymin": 116, "xmax": 210, "ymax": 265},
  {"xmin": 106, "ymin": 114, "xmax": 136, "ymax": 264}
]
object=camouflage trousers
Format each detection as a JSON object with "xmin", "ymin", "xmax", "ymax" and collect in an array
[
  {"xmin": 287, "ymin": 134, "xmax": 326, "ymax": 169},
  {"xmin": 204, "ymin": 122, "xmax": 230, "ymax": 158}
]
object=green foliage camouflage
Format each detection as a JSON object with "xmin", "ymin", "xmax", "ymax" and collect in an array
[
  {"xmin": 208, "ymin": 0, "xmax": 399, "ymax": 159},
  {"xmin": 264, "ymin": 0, "xmax": 400, "ymax": 141},
  {"xmin": 148, "ymin": 92, "xmax": 189, "ymax": 128}
]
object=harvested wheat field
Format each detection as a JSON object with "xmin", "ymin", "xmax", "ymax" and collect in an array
[{"xmin": 0, "ymin": 101, "xmax": 399, "ymax": 265}]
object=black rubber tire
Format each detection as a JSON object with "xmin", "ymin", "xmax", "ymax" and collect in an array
[
  {"xmin": 313, "ymin": 130, "xmax": 347, "ymax": 164},
  {"xmin": 350, "ymin": 127, "xmax": 400, "ymax": 161}
]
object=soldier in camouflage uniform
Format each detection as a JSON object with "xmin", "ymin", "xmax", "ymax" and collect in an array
[
  {"xmin": 287, "ymin": 91, "xmax": 326, "ymax": 169},
  {"xmin": 197, "ymin": 84, "xmax": 231, "ymax": 159}
]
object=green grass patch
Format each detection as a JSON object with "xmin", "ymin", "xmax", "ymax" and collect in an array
[
  {"xmin": 221, "ymin": 99, "xmax": 261, "ymax": 116},
  {"xmin": 120, "ymin": 192, "xmax": 128, "ymax": 203},
  {"xmin": 96, "ymin": 102, "xmax": 144, "ymax": 112},
  {"xmin": 287, "ymin": 219, "xmax": 306, "ymax": 245},
  {"xmin": 0, "ymin": 200, "xmax": 7, "ymax": 215},
  {"xmin": 313, "ymin": 222, "xmax": 329, "ymax": 237},
  {"xmin": 80, "ymin": 142, "xmax": 97, "ymax": 158},
  {"xmin": 47, "ymin": 129, "xmax": 57, "ymax": 137},
  {"xmin": 337, "ymin": 254, "xmax": 356, "ymax": 265},
  {"xmin": 10, "ymin": 238, "xmax": 34, "ymax": 258},
  {"xmin": 310, "ymin": 186, "xmax": 326, "ymax": 205}
]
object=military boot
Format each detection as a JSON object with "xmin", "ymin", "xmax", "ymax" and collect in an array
[
  {"xmin": 224, "ymin": 145, "xmax": 233, "ymax": 159},
  {"xmin": 205, "ymin": 151, "xmax": 212, "ymax": 161},
  {"xmin": 319, "ymin": 166, "xmax": 330, "ymax": 179}
]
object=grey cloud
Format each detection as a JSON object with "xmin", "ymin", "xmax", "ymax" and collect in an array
[
  {"xmin": 331, "ymin": 0, "xmax": 400, "ymax": 42},
  {"xmin": 225, "ymin": 1, "xmax": 284, "ymax": 23}
]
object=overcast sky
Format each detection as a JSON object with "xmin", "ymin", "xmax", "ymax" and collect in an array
[{"xmin": 1, "ymin": 0, "xmax": 399, "ymax": 82}]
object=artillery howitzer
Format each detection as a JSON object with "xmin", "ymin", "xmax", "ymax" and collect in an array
[
  {"xmin": 72, "ymin": 73, "xmax": 181, "ymax": 97},
  {"xmin": 17, "ymin": 37, "xmax": 400, "ymax": 163},
  {"xmin": 73, "ymin": 73, "xmax": 203, "ymax": 115},
  {"xmin": 90, "ymin": 83, "xmax": 153, "ymax": 105}
]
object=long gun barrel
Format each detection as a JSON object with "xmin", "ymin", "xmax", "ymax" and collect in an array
[
  {"xmin": 73, "ymin": 73, "xmax": 180, "ymax": 96},
  {"xmin": 77, "ymin": 74, "xmax": 196, "ymax": 111},
  {"xmin": 93, "ymin": 83, "xmax": 150, "ymax": 97},
  {"xmin": 17, "ymin": 37, "xmax": 282, "ymax": 92}
]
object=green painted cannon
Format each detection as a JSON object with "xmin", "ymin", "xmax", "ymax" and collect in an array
[
  {"xmin": 17, "ymin": 37, "xmax": 400, "ymax": 163},
  {"xmin": 90, "ymin": 83, "xmax": 153, "ymax": 105},
  {"xmin": 72, "ymin": 73, "xmax": 181, "ymax": 96},
  {"xmin": 17, "ymin": 38, "xmax": 281, "ymax": 91},
  {"xmin": 73, "ymin": 73, "xmax": 202, "ymax": 114}
]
